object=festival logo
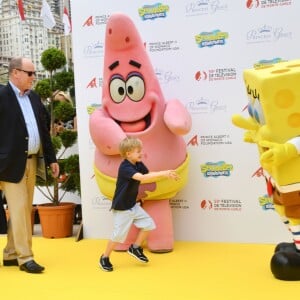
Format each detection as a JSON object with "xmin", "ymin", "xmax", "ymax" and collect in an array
[
  {"xmin": 195, "ymin": 68, "xmax": 237, "ymax": 82},
  {"xmin": 195, "ymin": 29, "xmax": 229, "ymax": 48},
  {"xmin": 200, "ymin": 199, "xmax": 242, "ymax": 211},
  {"xmin": 200, "ymin": 199, "xmax": 213, "ymax": 210},
  {"xmin": 201, "ymin": 161, "xmax": 233, "ymax": 177},
  {"xmin": 246, "ymin": 24, "xmax": 292, "ymax": 44},
  {"xmin": 246, "ymin": 0, "xmax": 260, "ymax": 8},
  {"xmin": 195, "ymin": 70, "xmax": 208, "ymax": 81},
  {"xmin": 185, "ymin": 0, "xmax": 228, "ymax": 16},
  {"xmin": 138, "ymin": 3, "xmax": 169, "ymax": 20},
  {"xmin": 246, "ymin": 0, "xmax": 292, "ymax": 9}
]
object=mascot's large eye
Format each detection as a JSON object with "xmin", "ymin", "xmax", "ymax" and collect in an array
[
  {"xmin": 126, "ymin": 74, "xmax": 145, "ymax": 102},
  {"xmin": 247, "ymin": 96, "xmax": 265, "ymax": 125},
  {"xmin": 109, "ymin": 76, "xmax": 126, "ymax": 103}
]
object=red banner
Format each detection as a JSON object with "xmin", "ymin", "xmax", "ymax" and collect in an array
[{"xmin": 17, "ymin": 0, "xmax": 25, "ymax": 21}]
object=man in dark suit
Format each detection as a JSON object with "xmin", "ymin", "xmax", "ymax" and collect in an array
[{"xmin": 0, "ymin": 57, "xmax": 59, "ymax": 273}]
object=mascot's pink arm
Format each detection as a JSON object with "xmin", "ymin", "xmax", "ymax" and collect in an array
[
  {"xmin": 164, "ymin": 99, "xmax": 192, "ymax": 135},
  {"xmin": 89, "ymin": 108, "xmax": 126, "ymax": 155}
]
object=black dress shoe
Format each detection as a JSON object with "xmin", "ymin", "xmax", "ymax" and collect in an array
[
  {"xmin": 19, "ymin": 260, "xmax": 45, "ymax": 273},
  {"xmin": 271, "ymin": 251, "xmax": 300, "ymax": 281},
  {"xmin": 274, "ymin": 242, "xmax": 298, "ymax": 253},
  {"xmin": 3, "ymin": 259, "xmax": 18, "ymax": 266}
]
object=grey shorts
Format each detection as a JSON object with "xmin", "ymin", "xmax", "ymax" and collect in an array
[{"xmin": 111, "ymin": 203, "xmax": 156, "ymax": 242}]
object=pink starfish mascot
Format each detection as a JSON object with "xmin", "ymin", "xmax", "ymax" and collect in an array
[{"xmin": 89, "ymin": 13, "xmax": 191, "ymax": 252}]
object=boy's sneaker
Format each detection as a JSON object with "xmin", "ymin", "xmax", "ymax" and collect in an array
[
  {"xmin": 99, "ymin": 255, "xmax": 113, "ymax": 272},
  {"xmin": 127, "ymin": 244, "xmax": 149, "ymax": 263}
]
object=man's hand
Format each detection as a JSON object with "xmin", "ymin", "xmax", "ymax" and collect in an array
[{"xmin": 50, "ymin": 162, "xmax": 60, "ymax": 178}]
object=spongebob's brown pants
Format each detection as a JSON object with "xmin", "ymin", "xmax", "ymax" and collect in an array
[{"xmin": 273, "ymin": 187, "xmax": 300, "ymax": 218}]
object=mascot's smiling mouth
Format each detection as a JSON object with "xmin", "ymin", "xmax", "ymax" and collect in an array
[{"xmin": 117, "ymin": 113, "xmax": 151, "ymax": 132}]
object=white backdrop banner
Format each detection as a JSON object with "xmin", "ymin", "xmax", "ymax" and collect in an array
[{"xmin": 71, "ymin": 0, "xmax": 299, "ymax": 243}]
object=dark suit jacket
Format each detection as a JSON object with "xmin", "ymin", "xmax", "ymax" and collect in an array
[{"xmin": 0, "ymin": 83, "xmax": 57, "ymax": 183}]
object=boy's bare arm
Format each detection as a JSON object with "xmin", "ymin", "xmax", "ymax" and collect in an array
[{"xmin": 132, "ymin": 170, "xmax": 179, "ymax": 183}]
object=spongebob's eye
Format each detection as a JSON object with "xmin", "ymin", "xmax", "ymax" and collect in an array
[
  {"xmin": 248, "ymin": 104, "xmax": 254, "ymax": 118},
  {"xmin": 247, "ymin": 96, "xmax": 265, "ymax": 125},
  {"xmin": 126, "ymin": 73, "xmax": 145, "ymax": 102},
  {"xmin": 109, "ymin": 75, "xmax": 126, "ymax": 103}
]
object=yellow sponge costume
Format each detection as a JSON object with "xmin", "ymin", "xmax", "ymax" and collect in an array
[{"xmin": 232, "ymin": 59, "xmax": 300, "ymax": 280}]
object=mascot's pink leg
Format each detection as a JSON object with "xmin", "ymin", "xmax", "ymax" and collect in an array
[{"xmin": 143, "ymin": 199, "xmax": 174, "ymax": 253}]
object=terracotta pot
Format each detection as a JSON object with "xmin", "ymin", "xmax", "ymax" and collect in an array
[
  {"xmin": 37, "ymin": 202, "xmax": 75, "ymax": 238},
  {"xmin": 5, "ymin": 207, "xmax": 36, "ymax": 234}
]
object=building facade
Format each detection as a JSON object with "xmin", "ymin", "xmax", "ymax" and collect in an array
[{"xmin": 0, "ymin": 0, "xmax": 71, "ymax": 83}]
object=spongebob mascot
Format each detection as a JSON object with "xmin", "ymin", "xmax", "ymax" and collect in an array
[{"xmin": 232, "ymin": 59, "xmax": 300, "ymax": 280}]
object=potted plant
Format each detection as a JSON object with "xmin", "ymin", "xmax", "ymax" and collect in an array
[{"xmin": 34, "ymin": 48, "xmax": 80, "ymax": 238}]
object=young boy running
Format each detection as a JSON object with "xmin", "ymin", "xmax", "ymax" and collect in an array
[{"xmin": 99, "ymin": 137, "xmax": 179, "ymax": 271}]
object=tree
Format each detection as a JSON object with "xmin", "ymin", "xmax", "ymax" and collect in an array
[{"xmin": 34, "ymin": 48, "xmax": 80, "ymax": 206}]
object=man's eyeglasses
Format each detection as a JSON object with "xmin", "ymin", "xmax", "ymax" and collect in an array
[{"xmin": 16, "ymin": 68, "xmax": 36, "ymax": 77}]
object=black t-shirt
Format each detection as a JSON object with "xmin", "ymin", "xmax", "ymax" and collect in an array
[{"xmin": 111, "ymin": 159, "xmax": 149, "ymax": 210}]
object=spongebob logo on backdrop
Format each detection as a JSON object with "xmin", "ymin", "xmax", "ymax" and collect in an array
[
  {"xmin": 258, "ymin": 195, "xmax": 274, "ymax": 210},
  {"xmin": 254, "ymin": 57, "xmax": 285, "ymax": 68},
  {"xmin": 201, "ymin": 161, "xmax": 233, "ymax": 177},
  {"xmin": 195, "ymin": 29, "xmax": 229, "ymax": 48},
  {"xmin": 138, "ymin": 3, "xmax": 169, "ymax": 20}
]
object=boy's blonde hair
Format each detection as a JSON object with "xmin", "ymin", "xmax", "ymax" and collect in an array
[{"xmin": 119, "ymin": 137, "xmax": 142, "ymax": 158}]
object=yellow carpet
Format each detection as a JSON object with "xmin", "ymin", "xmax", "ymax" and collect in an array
[{"xmin": 0, "ymin": 235, "xmax": 299, "ymax": 300}]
